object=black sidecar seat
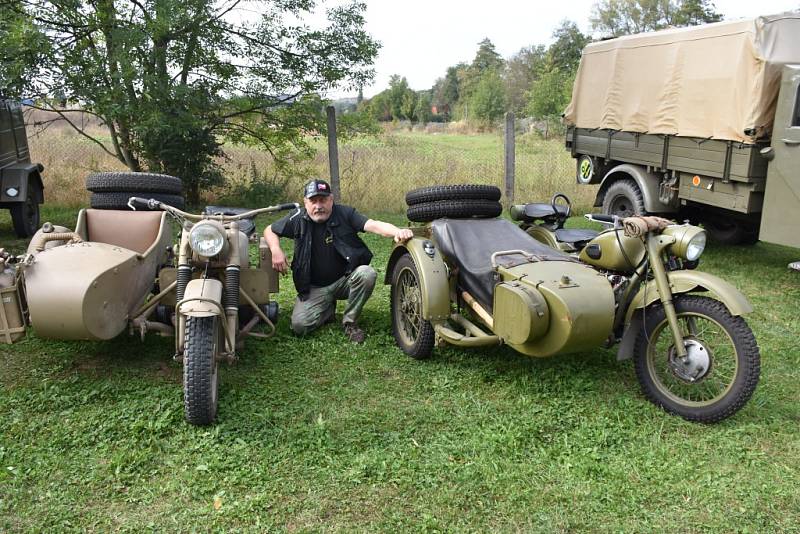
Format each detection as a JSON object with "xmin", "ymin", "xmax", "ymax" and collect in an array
[
  {"xmin": 554, "ymin": 228, "xmax": 600, "ymax": 246},
  {"xmin": 204, "ymin": 205, "xmax": 256, "ymax": 237},
  {"xmin": 431, "ymin": 218, "xmax": 577, "ymax": 312}
]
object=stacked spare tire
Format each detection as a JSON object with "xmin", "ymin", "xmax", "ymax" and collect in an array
[
  {"xmin": 405, "ymin": 184, "xmax": 502, "ymax": 222},
  {"xmin": 86, "ymin": 172, "xmax": 185, "ymax": 210}
]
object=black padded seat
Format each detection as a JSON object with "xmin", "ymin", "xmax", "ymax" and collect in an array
[
  {"xmin": 431, "ymin": 218, "xmax": 576, "ymax": 312},
  {"xmin": 204, "ymin": 205, "xmax": 256, "ymax": 237},
  {"xmin": 517, "ymin": 203, "xmax": 569, "ymax": 222},
  {"xmin": 554, "ymin": 228, "xmax": 599, "ymax": 244}
]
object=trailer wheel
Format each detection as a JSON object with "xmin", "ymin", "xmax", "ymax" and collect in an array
[
  {"xmin": 183, "ymin": 316, "xmax": 219, "ymax": 426},
  {"xmin": 406, "ymin": 199, "xmax": 502, "ymax": 222},
  {"xmin": 405, "ymin": 184, "xmax": 501, "ymax": 206},
  {"xmin": 602, "ymin": 179, "xmax": 645, "ymax": 219},
  {"xmin": 10, "ymin": 180, "xmax": 41, "ymax": 238},
  {"xmin": 90, "ymin": 191, "xmax": 185, "ymax": 210},
  {"xmin": 86, "ymin": 172, "xmax": 183, "ymax": 195}
]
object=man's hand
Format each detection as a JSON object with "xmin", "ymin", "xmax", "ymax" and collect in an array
[
  {"xmin": 393, "ymin": 228, "xmax": 414, "ymax": 243},
  {"xmin": 272, "ymin": 248, "xmax": 289, "ymax": 274}
]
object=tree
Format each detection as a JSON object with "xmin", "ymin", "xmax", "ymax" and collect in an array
[
  {"xmin": 432, "ymin": 64, "xmax": 463, "ymax": 120},
  {"xmin": 469, "ymin": 71, "xmax": 506, "ymax": 125},
  {"xmin": 503, "ymin": 45, "xmax": 546, "ymax": 115},
  {"xmin": 414, "ymin": 91, "xmax": 432, "ymax": 124},
  {"xmin": 591, "ymin": 0, "xmax": 723, "ymax": 37},
  {"xmin": 548, "ymin": 20, "xmax": 589, "ymax": 74},
  {"xmin": 526, "ymin": 66, "xmax": 574, "ymax": 120},
  {"xmin": 461, "ymin": 38, "xmax": 504, "ymax": 102},
  {"xmin": 1, "ymin": 0, "xmax": 379, "ymax": 203}
]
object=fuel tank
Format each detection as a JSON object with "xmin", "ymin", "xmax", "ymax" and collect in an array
[{"xmin": 495, "ymin": 260, "xmax": 615, "ymax": 357}]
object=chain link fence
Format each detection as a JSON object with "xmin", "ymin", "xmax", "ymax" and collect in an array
[{"xmin": 25, "ymin": 112, "xmax": 596, "ymax": 215}]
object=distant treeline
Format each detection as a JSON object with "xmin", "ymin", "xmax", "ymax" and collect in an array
[{"xmin": 354, "ymin": 0, "xmax": 723, "ymax": 126}]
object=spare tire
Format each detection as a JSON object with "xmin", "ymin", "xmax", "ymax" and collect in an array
[
  {"xmin": 86, "ymin": 172, "xmax": 183, "ymax": 195},
  {"xmin": 405, "ymin": 184, "xmax": 501, "ymax": 206},
  {"xmin": 90, "ymin": 191, "xmax": 185, "ymax": 210},
  {"xmin": 407, "ymin": 199, "xmax": 502, "ymax": 222}
]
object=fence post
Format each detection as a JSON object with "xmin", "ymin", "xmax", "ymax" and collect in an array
[
  {"xmin": 504, "ymin": 112, "xmax": 515, "ymax": 205},
  {"xmin": 326, "ymin": 105, "xmax": 340, "ymax": 198}
]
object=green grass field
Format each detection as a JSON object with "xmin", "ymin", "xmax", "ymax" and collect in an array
[{"xmin": 1, "ymin": 203, "xmax": 799, "ymax": 532}]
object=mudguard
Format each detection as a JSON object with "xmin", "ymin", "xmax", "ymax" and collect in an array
[
  {"xmin": 385, "ymin": 237, "xmax": 450, "ymax": 322},
  {"xmin": 617, "ymin": 270, "xmax": 753, "ymax": 360},
  {"xmin": 0, "ymin": 163, "xmax": 44, "ymax": 205},
  {"xmin": 178, "ymin": 279, "xmax": 224, "ymax": 318}
]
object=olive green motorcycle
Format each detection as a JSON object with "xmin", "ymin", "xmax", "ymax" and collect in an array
[{"xmin": 386, "ymin": 208, "xmax": 760, "ymax": 423}]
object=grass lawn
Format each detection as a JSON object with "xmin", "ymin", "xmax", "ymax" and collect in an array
[{"xmin": 1, "ymin": 206, "xmax": 799, "ymax": 532}]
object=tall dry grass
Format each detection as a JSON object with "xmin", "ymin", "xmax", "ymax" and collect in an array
[{"xmin": 24, "ymin": 111, "xmax": 595, "ymax": 214}]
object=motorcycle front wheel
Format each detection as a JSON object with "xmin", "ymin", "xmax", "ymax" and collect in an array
[
  {"xmin": 183, "ymin": 316, "xmax": 220, "ymax": 425},
  {"xmin": 633, "ymin": 295, "xmax": 760, "ymax": 423},
  {"xmin": 390, "ymin": 254, "xmax": 435, "ymax": 359}
]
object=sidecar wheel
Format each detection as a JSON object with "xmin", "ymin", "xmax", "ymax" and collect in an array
[
  {"xmin": 183, "ymin": 316, "xmax": 220, "ymax": 425},
  {"xmin": 391, "ymin": 254, "xmax": 435, "ymax": 359},
  {"xmin": 633, "ymin": 296, "xmax": 760, "ymax": 423}
]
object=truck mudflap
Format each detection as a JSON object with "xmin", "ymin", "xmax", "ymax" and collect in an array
[{"xmin": 616, "ymin": 270, "xmax": 753, "ymax": 360}]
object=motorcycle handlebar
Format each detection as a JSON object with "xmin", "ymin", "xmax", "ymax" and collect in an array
[{"xmin": 127, "ymin": 197, "xmax": 300, "ymax": 221}]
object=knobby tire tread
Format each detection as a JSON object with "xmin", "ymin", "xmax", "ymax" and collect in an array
[
  {"xmin": 184, "ymin": 316, "xmax": 218, "ymax": 425},
  {"xmin": 406, "ymin": 199, "xmax": 502, "ymax": 222},
  {"xmin": 90, "ymin": 191, "xmax": 185, "ymax": 210},
  {"xmin": 405, "ymin": 184, "xmax": 501, "ymax": 206},
  {"xmin": 86, "ymin": 172, "xmax": 183, "ymax": 194}
]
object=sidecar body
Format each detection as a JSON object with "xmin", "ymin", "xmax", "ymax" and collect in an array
[
  {"xmin": 387, "ymin": 218, "xmax": 616, "ymax": 358},
  {"xmin": 23, "ymin": 209, "xmax": 172, "ymax": 340}
]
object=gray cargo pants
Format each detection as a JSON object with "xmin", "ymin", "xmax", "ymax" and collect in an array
[{"xmin": 290, "ymin": 265, "xmax": 377, "ymax": 335}]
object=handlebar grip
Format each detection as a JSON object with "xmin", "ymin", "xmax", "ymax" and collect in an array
[
  {"xmin": 127, "ymin": 196, "xmax": 155, "ymax": 210},
  {"xmin": 277, "ymin": 202, "xmax": 299, "ymax": 211},
  {"xmin": 591, "ymin": 214, "xmax": 615, "ymax": 223}
]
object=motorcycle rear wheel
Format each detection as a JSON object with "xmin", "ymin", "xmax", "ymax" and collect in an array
[
  {"xmin": 633, "ymin": 295, "xmax": 760, "ymax": 423},
  {"xmin": 183, "ymin": 316, "xmax": 220, "ymax": 425}
]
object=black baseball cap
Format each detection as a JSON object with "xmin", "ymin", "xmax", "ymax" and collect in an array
[{"xmin": 304, "ymin": 179, "xmax": 332, "ymax": 198}]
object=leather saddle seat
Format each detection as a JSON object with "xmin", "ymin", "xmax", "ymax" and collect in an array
[
  {"xmin": 554, "ymin": 228, "xmax": 600, "ymax": 245},
  {"xmin": 516, "ymin": 203, "xmax": 569, "ymax": 223},
  {"xmin": 204, "ymin": 205, "xmax": 256, "ymax": 237},
  {"xmin": 431, "ymin": 218, "xmax": 576, "ymax": 312}
]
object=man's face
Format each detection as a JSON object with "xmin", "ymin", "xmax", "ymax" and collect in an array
[{"xmin": 304, "ymin": 194, "xmax": 334, "ymax": 223}]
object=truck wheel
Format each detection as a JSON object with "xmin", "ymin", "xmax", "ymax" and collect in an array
[
  {"xmin": 183, "ymin": 316, "xmax": 220, "ymax": 425},
  {"xmin": 86, "ymin": 172, "xmax": 183, "ymax": 194},
  {"xmin": 10, "ymin": 180, "xmax": 41, "ymax": 238},
  {"xmin": 90, "ymin": 191, "xmax": 185, "ymax": 210},
  {"xmin": 406, "ymin": 199, "xmax": 502, "ymax": 222},
  {"xmin": 602, "ymin": 179, "xmax": 645, "ymax": 219},
  {"xmin": 633, "ymin": 296, "xmax": 760, "ymax": 423},
  {"xmin": 405, "ymin": 184, "xmax": 501, "ymax": 206},
  {"xmin": 391, "ymin": 254, "xmax": 435, "ymax": 359},
  {"xmin": 703, "ymin": 218, "xmax": 757, "ymax": 246}
]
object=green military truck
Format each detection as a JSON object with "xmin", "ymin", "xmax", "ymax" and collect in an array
[
  {"xmin": 1, "ymin": 97, "xmax": 44, "ymax": 237},
  {"xmin": 565, "ymin": 13, "xmax": 800, "ymax": 247}
]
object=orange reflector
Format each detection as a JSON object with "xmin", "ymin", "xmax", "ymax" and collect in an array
[{"xmin": 692, "ymin": 175, "xmax": 701, "ymax": 186}]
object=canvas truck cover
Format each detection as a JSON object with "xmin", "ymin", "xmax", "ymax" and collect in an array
[{"xmin": 563, "ymin": 13, "xmax": 800, "ymax": 143}]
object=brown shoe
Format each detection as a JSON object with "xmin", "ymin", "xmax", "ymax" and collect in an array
[{"xmin": 343, "ymin": 322, "xmax": 365, "ymax": 344}]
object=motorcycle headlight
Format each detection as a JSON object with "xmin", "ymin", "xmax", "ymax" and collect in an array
[
  {"xmin": 685, "ymin": 232, "xmax": 707, "ymax": 261},
  {"xmin": 664, "ymin": 225, "xmax": 707, "ymax": 262},
  {"xmin": 189, "ymin": 222, "xmax": 226, "ymax": 258}
]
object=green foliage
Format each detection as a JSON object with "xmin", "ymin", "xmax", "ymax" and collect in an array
[
  {"xmin": 548, "ymin": 20, "xmax": 590, "ymax": 74},
  {"xmin": 0, "ymin": 0, "xmax": 379, "ymax": 203},
  {"xmin": 469, "ymin": 71, "xmax": 506, "ymax": 125},
  {"xmin": 526, "ymin": 68, "xmax": 575, "ymax": 120},
  {"xmin": 503, "ymin": 45, "xmax": 547, "ymax": 115},
  {"xmin": 591, "ymin": 0, "xmax": 723, "ymax": 37},
  {"xmin": 414, "ymin": 92, "xmax": 432, "ymax": 125}
]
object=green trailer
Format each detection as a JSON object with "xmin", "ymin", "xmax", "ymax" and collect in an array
[{"xmin": 0, "ymin": 98, "xmax": 44, "ymax": 237}]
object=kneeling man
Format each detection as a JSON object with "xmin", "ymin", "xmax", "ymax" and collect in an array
[{"xmin": 264, "ymin": 179, "xmax": 413, "ymax": 343}]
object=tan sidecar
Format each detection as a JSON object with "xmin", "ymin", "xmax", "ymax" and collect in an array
[{"xmin": 23, "ymin": 208, "xmax": 172, "ymax": 340}]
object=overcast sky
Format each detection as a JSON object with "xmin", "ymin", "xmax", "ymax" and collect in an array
[{"xmin": 320, "ymin": 0, "xmax": 800, "ymax": 99}]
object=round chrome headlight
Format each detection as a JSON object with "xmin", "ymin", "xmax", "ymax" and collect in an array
[
  {"xmin": 189, "ymin": 222, "xmax": 225, "ymax": 257},
  {"xmin": 685, "ymin": 231, "xmax": 707, "ymax": 261}
]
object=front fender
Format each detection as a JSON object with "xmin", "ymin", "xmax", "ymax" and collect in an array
[
  {"xmin": 178, "ymin": 278, "xmax": 224, "ymax": 317},
  {"xmin": 385, "ymin": 237, "xmax": 450, "ymax": 321},
  {"xmin": 616, "ymin": 270, "xmax": 752, "ymax": 361},
  {"xmin": 625, "ymin": 270, "xmax": 752, "ymax": 325}
]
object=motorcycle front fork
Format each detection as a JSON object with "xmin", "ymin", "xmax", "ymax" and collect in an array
[{"xmin": 646, "ymin": 236, "xmax": 688, "ymax": 358}]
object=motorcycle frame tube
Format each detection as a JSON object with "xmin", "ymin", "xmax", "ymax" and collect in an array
[
  {"xmin": 646, "ymin": 234, "xmax": 687, "ymax": 358},
  {"xmin": 224, "ymin": 221, "xmax": 241, "ymax": 356},
  {"xmin": 175, "ymin": 228, "xmax": 192, "ymax": 356}
]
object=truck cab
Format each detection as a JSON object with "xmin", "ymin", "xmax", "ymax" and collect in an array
[{"xmin": 0, "ymin": 97, "xmax": 44, "ymax": 237}]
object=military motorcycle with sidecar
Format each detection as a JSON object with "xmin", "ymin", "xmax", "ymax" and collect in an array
[{"xmin": 388, "ymin": 185, "xmax": 760, "ymax": 423}]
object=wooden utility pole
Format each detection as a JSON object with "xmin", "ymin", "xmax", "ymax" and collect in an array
[
  {"xmin": 326, "ymin": 105, "xmax": 340, "ymax": 198},
  {"xmin": 504, "ymin": 112, "xmax": 515, "ymax": 205}
]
